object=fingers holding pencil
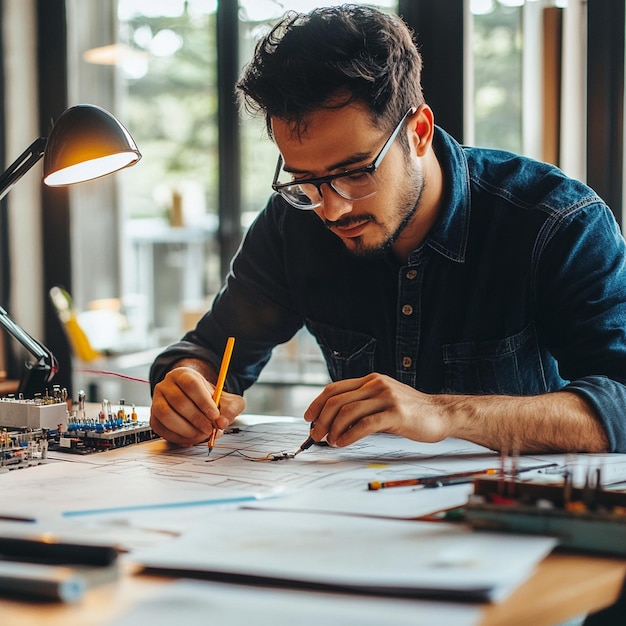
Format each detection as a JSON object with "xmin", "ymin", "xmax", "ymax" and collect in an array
[
  {"xmin": 151, "ymin": 368, "xmax": 221, "ymax": 446},
  {"xmin": 150, "ymin": 338, "xmax": 243, "ymax": 448}
]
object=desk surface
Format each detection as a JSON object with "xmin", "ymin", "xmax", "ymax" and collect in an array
[
  {"xmin": 1, "ymin": 551, "xmax": 625, "ymax": 626},
  {"xmin": 481, "ymin": 551, "xmax": 626, "ymax": 626},
  {"xmin": 2, "ymin": 413, "xmax": 626, "ymax": 625}
]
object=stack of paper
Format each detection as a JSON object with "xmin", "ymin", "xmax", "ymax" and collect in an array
[
  {"xmin": 132, "ymin": 508, "xmax": 556, "ymax": 603},
  {"xmin": 107, "ymin": 579, "xmax": 483, "ymax": 626}
]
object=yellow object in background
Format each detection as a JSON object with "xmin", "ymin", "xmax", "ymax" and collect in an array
[{"xmin": 49, "ymin": 286, "xmax": 102, "ymax": 362}]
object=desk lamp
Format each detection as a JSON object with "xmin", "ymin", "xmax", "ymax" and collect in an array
[{"xmin": 0, "ymin": 104, "xmax": 141, "ymax": 397}]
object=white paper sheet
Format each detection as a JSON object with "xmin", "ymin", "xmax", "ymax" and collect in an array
[
  {"xmin": 106, "ymin": 579, "xmax": 482, "ymax": 626},
  {"xmin": 132, "ymin": 508, "xmax": 557, "ymax": 603},
  {"xmin": 1, "ymin": 419, "xmax": 562, "ymax": 522}
]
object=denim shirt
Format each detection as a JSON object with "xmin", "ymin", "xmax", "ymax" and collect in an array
[{"xmin": 150, "ymin": 127, "xmax": 626, "ymax": 452}]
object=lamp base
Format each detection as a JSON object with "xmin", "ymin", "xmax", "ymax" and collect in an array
[{"xmin": 17, "ymin": 363, "xmax": 54, "ymax": 399}]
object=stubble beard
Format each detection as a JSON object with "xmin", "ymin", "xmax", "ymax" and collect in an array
[{"xmin": 343, "ymin": 164, "xmax": 425, "ymax": 259}]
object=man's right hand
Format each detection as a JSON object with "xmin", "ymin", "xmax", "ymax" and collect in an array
[{"xmin": 150, "ymin": 365, "xmax": 245, "ymax": 446}]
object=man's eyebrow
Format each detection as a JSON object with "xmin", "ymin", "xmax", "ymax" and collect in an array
[{"xmin": 283, "ymin": 151, "xmax": 373, "ymax": 175}]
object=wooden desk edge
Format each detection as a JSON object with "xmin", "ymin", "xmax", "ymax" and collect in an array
[
  {"xmin": 480, "ymin": 551, "xmax": 626, "ymax": 626},
  {"xmin": 1, "ymin": 552, "xmax": 626, "ymax": 626}
]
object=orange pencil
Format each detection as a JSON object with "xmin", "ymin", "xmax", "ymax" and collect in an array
[
  {"xmin": 368, "ymin": 469, "xmax": 498, "ymax": 491},
  {"xmin": 207, "ymin": 336, "xmax": 235, "ymax": 456}
]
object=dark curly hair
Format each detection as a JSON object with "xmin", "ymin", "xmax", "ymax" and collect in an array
[{"xmin": 236, "ymin": 4, "xmax": 424, "ymax": 139}]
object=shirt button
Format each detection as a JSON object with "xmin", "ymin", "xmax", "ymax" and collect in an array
[
  {"xmin": 402, "ymin": 356, "xmax": 412, "ymax": 368},
  {"xmin": 401, "ymin": 304, "xmax": 413, "ymax": 316},
  {"xmin": 406, "ymin": 269, "xmax": 417, "ymax": 280}
]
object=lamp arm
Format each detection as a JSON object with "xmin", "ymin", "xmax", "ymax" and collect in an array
[
  {"xmin": 0, "ymin": 136, "xmax": 47, "ymax": 203},
  {"xmin": 0, "ymin": 306, "xmax": 57, "ymax": 382}
]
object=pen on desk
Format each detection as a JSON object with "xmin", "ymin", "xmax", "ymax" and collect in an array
[
  {"xmin": 423, "ymin": 465, "xmax": 559, "ymax": 489},
  {"xmin": 367, "ymin": 462, "xmax": 559, "ymax": 491},
  {"xmin": 368, "ymin": 469, "xmax": 498, "ymax": 491},
  {"xmin": 293, "ymin": 434, "xmax": 316, "ymax": 456},
  {"xmin": 294, "ymin": 420, "xmax": 326, "ymax": 456},
  {"xmin": 208, "ymin": 336, "xmax": 235, "ymax": 457}
]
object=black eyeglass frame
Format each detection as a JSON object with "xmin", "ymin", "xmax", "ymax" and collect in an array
[{"xmin": 271, "ymin": 106, "xmax": 417, "ymax": 210}]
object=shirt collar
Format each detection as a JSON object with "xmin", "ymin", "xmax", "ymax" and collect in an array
[{"xmin": 408, "ymin": 126, "xmax": 470, "ymax": 264}]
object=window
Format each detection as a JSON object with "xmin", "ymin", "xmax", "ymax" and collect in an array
[
  {"xmin": 70, "ymin": 0, "xmax": 221, "ymax": 348},
  {"xmin": 115, "ymin": 0, "xmax": 221, "ymax": 345},
  {"xmin": 67, "ymin": 0, "xmax": 581, "ymax": 365},
  {"xmin": 238, "ymin": 1, "xmax": 399, "ymax": 223},
  {"xmin": 471, "ymin": 0, "xmax": 523, "ymax": 153},
  {"xmin": 69, "ymin": 1, "xmax": 398, "ymax": 351}
]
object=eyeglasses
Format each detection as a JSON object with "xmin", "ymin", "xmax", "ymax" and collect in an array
[{"xmin": 271, "ymin": 107, "xmax": 416, "ymax": 210}]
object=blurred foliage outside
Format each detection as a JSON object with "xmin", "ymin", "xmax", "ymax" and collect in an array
[
  {"xmin": 118, "ymin": 5, "xmax": 217, "ymax": 220},
  {"xmin": 118, "ymin": 0, "xmax": 523, "ymax": 223},
  {"xmin": 473, "ymin": 4, "xmax": 523, "ymax": 152}
]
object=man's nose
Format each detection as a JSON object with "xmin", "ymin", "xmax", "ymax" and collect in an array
[{"xmin": 316, "ymin": 183, "xmax": 353, "ymax": 222}]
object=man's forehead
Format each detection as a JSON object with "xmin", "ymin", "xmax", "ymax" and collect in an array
[
  {"xmin": 271, "ymin": 104, "xmax": 378, "ymax": 142},
  {"xmin": 272, "ymin": 111, "xmax": 386, "ymax": 175},
  {"xmin": 270, "ymin": 115, "xmax": 312, "ymax": 142}
]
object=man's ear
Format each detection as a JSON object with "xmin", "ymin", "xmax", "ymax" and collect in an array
[{"xmin": 408, "ymin": 104, "xmax": 435, "ymax": 157}]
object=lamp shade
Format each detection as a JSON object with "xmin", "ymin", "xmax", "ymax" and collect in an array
[{"xmin": 43, "ymin": 104, "xmax": 141, "ymax": 186}]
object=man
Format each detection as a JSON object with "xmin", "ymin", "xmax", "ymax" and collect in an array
[{"xmin": 149, "ymin": 5, "xmax": 626, "ymax": 454}]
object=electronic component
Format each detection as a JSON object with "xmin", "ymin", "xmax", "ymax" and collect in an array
[
  {"xmin": 0, "ymin": 393, "xmax": 159, "ymax": 467},
  {"xmin": 0, "ymin": 428, "xmax": 48, "ymax": 472},
  {"xmin": 0, "ymin": 389, "xmax": 68, "ymax": 430},
  {"xmin": 0, "ymin": 401, "xmax": 67, "ymax": 430},
  {"xmin": 48, "ymin": 399, "xmax": 159, "ymax": 455},
  {"xmin": 464, "ymin": 471, "xmax": 626, "ymax": 556}
]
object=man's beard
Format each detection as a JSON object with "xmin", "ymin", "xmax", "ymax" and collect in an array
[{"xmin": 325, "ymin": 165, "xmax": 425, "ymax": 259}]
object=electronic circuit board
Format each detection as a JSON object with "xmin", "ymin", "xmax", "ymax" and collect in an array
[
  {"xmin": 464, "ymin": 472, "xmax": 626, "ymax": 556},
  {"xmin": 0, "ymin": 393, "xmax": 158, "ymax": 469}
]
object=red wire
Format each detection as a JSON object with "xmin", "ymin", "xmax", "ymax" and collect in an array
[{"xmin": 75, "ymin": 368, "xmax": 149, "ymax": 384}]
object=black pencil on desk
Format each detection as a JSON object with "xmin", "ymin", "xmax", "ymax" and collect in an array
[
  {"xmin": 0, "ymin": 536, "xmax": 119, "ymax": 566},
  {"xmin": 294, "ymin": 420, "xmax": 328, "ymax": 456},
  {"xmin": 423, "ymin": 476, "xmax": 480, "ymax": 488},
  {"xmin": 0, "ymin": 561, "xmax": 86, "ymax": 602},
  {"xmin": 293, "ymin": 435, "xmax": 316, "ymax": 456},
  {"xmin": 0, "ymin": 514, "xmax": 36, "ymax": 523}
]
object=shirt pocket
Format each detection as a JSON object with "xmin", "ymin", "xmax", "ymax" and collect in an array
[
  {"xmin": 442, "ymin": 323, "xmax": 547, "ymax": 395},
  {"xmin": 305, "ymin": 319, "xmax": 376, "ymax": 381}
]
